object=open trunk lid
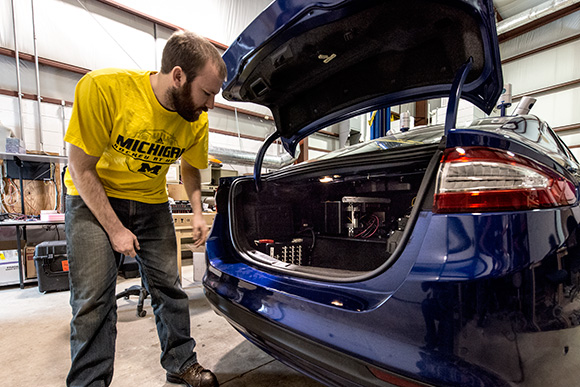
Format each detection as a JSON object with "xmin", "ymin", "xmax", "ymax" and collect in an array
[{"xmin": 221, "ymin": 0, "xmax": 503, "ymax": 154}]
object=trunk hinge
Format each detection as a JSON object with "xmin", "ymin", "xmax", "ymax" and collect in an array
[
  {"xmin": 254, "ymin": 131, "xmax": 281, "ymax": 191},
  {"xmin": 444, "ymin": 57, "xmax": 473, "ymax": 138}
]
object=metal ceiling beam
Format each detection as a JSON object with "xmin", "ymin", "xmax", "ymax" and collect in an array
[
  {"xmin": 497, "ymin": 0, "xmax": 580, "ymax": 42},
  {"xmin": 209, "ymin": 144, "xmax": 296, "ymax": 169}
]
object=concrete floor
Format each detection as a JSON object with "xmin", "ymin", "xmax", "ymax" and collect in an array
[{"xmin": 0, "ymin": 261, "xmax": 324, "ymax": 387}]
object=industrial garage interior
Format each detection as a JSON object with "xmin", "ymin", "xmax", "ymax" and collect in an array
[{"xmin": 0, "ymin": 0, "xmax": 579, "ymax": 386}]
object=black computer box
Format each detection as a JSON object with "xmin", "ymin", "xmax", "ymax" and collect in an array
[
  {"xmin": 34, "ymin": 240, "xmax": 70, "ymax": 293},
  {"xmin": 171, "ymin": 201, "xmax": 192, "ymax": 213},
  {"xmin": 256, "ymin": 238, "xmax": 311, "ymax": 266}
]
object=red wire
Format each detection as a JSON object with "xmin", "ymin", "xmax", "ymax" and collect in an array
[{"xmin": 354, "ymin": 215, "xmax": 380, "ymax": 238}]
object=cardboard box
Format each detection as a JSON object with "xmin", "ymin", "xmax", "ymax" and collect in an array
[
  {"xmin": 0, "ymin": 249, "xmax": 20, "ymax": 286},
  {"xmin": 203, "ymin": 212, "xmax": 216, "ymax": 226},
  {"xmin": 172, "ymin": 213, "xmax": 215, "ymax": 227},
  {"xmin": 172, "ymin": 213, "xmax": 193, "ymax": 226},
  {"xmin": 25, "ymin": 245, "xmax": 37, "ymax": 279}
]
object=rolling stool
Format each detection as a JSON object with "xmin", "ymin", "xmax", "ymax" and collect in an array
[{"xmin": 115, "ymin": 254, "xmax": 149, "ymax": 317}]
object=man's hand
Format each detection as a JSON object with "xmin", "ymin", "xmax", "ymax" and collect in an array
[
  {"xmin": 191, "ymin": 213, "xmax": 208, "ymax": 247},
  {"xmin": 109, "ymin": 227, "xmax": 140, "ymax": 257},
  {"xmin": 68, "ymin": 144, "xmax": 140, "ymax": 256}
]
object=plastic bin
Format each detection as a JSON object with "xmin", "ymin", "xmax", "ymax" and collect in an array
[{"xmin": 34, "ymin": 240, "xmax": 69, "ymax": 293}]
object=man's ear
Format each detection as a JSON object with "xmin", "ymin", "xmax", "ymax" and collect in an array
[{"xmin": 171, "ymin": 66, "xmax": 185, "ymax": 88}]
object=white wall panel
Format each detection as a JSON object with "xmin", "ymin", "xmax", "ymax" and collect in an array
[
  {"xmin": 558, "ymin": 128, "xmax": 580, "ymax": 146},
  {"xmin": 0, "ymin": 0, "xmax": 33, "ymax": 53},
  {"xmin": 494, "ymin": 0, "xmax": 548, "ymax": 20},
  {"xmin": 0, "ymin": 58, "xmax": 37, "ymax": 94},
  {"xmin": 0, "ymin": 0, "xmax": 15, "ymax": 50},
  {"xmin": 506, "ymin": 86, "xmax": 580, "ymax": 128},
  {"xmin": 20, "ymin": 98, "xmax": 40, "ymax": 150},
  {"xmin": 1, "ymin": 0, "xmax": 158, "ymax": 71},
  {"xmin": 38, "ymin": 66, "xmax": 84, "ymax": 102},
  {"xmin": 36, "ymin": 0, "xmax": 157, "ymax": 70},
  {"xmin": 0, "ymin": 0, "xmax": 269, "ymax": 73},
  {"xmin": 208, "ymin": 108, "xmax": 275, "ymax": 139},
  {"xmin": 0, "ymin": 94, "xmax": 20, "ymax": 134},
  {"xmin": 502, "ymin": 39, "xmax": 580, "ymax": 97},
  {"xmin": 214, "ymin": 93, "xmax": 273, "ymax": 118},
  {"xmin": 500, "ymin": 11, "xmax": 580, "ymax": 60},
  {"xmin": 308, "ymin": 150, "xmax": 326, "ymax": 160},
  {"xmin": 559, "ymin": 127, "xmax": 580, "ymax": 162},
  {"xmin": 40, "ymin": 103, "xmax": 68, "ymax": 154},
  {"xmin": 309, "ymin": 135, "xmax": 336, "ymax": 151},
  {"xmin": 0, "ymin": 94, "xmax": 71, "ymax": 154},
  {"xmin": 154, "ymin": 26, "xmax": 175, "ymax": 70},
  {"xmin": 0, "ymin": 60, "xmax": 84, "ymax": 103},
  {"xmin": 112, "ymin": 0, "xmax": 273, "ymax": 45}
]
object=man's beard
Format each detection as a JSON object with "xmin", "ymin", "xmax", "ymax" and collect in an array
[{"xmin": 169, "ymin": 81, "xmax": 200, "ymax": 122}]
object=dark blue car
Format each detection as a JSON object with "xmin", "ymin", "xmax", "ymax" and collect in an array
[{"xmin": 203, "ymin": 1, "xmax": 580, "ymax": 386}]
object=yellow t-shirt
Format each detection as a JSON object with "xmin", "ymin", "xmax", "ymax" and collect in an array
[{"xmin": 63, "ymin": 68, "xmax": 209, "ymax": 204}]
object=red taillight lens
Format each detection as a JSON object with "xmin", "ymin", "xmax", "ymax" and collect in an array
[
  {"xmin": 368, "ymin": 366, "xmax": 429, "ymax": 386},
  {"xmin": 433, "ymin": 147, "xmax": 577, "ymax": 213}
]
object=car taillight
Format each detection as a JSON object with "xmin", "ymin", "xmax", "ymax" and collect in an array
[{"xmin": 433, "ymin": 147, "xmax": 577, "ymax": 213}]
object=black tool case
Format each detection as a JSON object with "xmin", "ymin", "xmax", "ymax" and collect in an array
[{"xmin": 34, "ymin": 240, "xmax": 69, "ymax": 293}]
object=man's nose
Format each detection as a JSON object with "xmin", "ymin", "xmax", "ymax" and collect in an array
[{"xmin": 205, "ymin": 96, "xmax": 215, "ymax": 110}]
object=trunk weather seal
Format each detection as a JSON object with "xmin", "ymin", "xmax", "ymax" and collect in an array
[
  {"xmin": 268, "ymin": 143, "xmax": 441, "ymax": 182},
  {"xmin": 444, "ymin": 57, "xmax": 473, "ymax": 137},
  {"xmin": 254, "ymin": 131, "xmax": 281, "ymax": 192},
  {"xmin": 360, "ymin": 146, "xmax": 445, "ymax": 280}
]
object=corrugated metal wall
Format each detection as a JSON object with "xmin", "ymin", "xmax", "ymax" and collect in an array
[
  {"xmin": 0, "ymin": 0, "xmax": 289, "ymax": 171},
  {"xmin": 0, "ymin": 0, "xmax": 578, "ymax": 161}
]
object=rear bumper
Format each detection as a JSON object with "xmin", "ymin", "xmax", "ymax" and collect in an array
[{"xmin": 204, "ymin": 283, "xmax": 424, "ymax": 387}]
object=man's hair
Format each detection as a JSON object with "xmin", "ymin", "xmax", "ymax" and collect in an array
[{"xmin": 160, "ymin": 30, "xmax": 227, "ymax": 82}]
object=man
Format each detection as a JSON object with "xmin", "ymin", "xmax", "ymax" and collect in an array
[{"xmin": 63, "ymin": 30, "xmax": 226, "ymax": 387}]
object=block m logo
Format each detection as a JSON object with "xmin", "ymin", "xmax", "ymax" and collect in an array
[{"xmin": 138, "ymin": 163, "xmax": 162, "ymax": 175}]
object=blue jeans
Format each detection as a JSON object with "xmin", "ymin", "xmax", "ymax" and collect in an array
[{"xmin": 65, "ymin": 195, "xmax": 197, "ymax": 387}]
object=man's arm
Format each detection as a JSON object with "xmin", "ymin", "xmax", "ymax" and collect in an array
[
  {"xmin": 181, "ymin": 160, "xmax": 208, "ymax": 247},
  {"xmin": 67, "ymin": 143, "xmax": 140, "ymax": 257}
]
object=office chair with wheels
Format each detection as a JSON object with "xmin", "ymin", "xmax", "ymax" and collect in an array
[{"xmin": 115, "ymin": 254, "xmax": 149, "ymax": 317}]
